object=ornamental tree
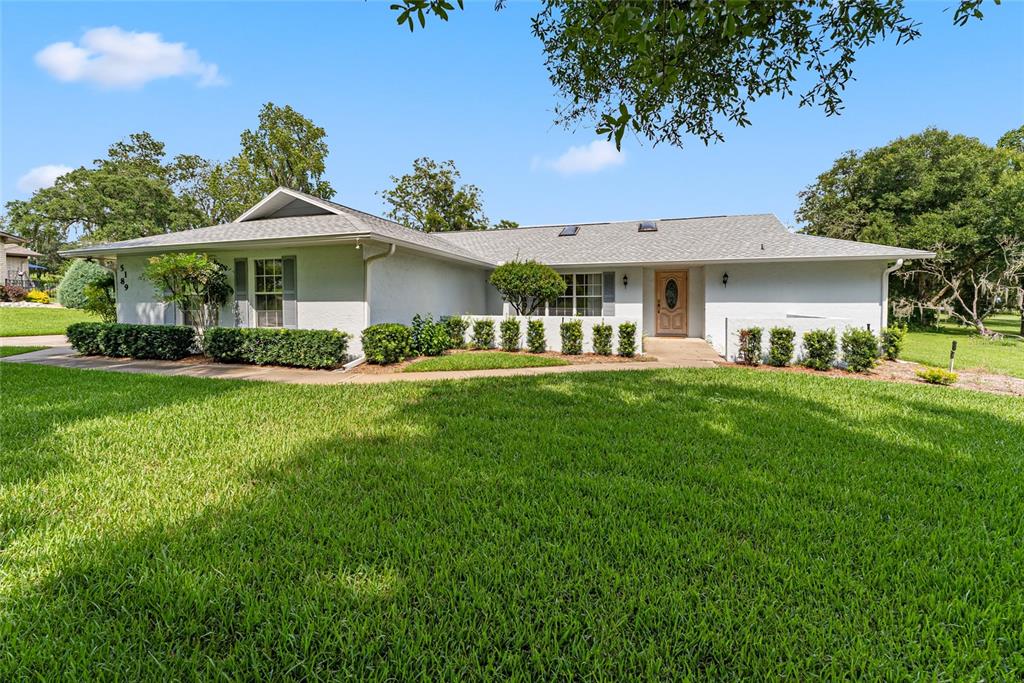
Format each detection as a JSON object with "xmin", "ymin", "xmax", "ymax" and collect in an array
[
  {"xmin": 142, "ymin": 253, "xmax": 232, "ymax": 331},
  {"xmin": 489, "ymin": 260, "xmax": 566, "ymax": 316}
]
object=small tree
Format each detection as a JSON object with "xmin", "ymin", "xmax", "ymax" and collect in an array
[
  {"xmin": 489, "ymin": 260, "xmax": 566, "ymax": 316},
  {"xmin": 83, "ymin": 270, "xmax": 117, "ymax": 322},
  {"xmin": 142, "ymin": 253, "xmax": 232, "ymax": 331}
]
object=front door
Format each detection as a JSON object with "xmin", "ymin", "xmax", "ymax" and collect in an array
[{"xmin": 655, "ymin": 271, "xmax": 688, "ymax": 336}]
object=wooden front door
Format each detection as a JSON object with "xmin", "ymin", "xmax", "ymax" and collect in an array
[{"xmin": 655, "ymin": 271, "xmax": 688, "ymax": 336}]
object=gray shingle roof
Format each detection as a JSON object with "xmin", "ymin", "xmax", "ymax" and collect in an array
[
  {"xmin": 434, "ymin": 214, "xmax": 933, "ymax": 265},
  {"xmin": 62, "ymin": 188, "xmax": 932, "ymax": 265}
]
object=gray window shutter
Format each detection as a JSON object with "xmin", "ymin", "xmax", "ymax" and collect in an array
[
  {"xmin": 282, "ymin": 256, "xmax": 297, "ymax": 329},
  {"xmin": 233, "ymin": 258, "xmax": 249, "ymax": 327},
  {"xmin": 602, "ymin": 271, "xmax": 616, "ymax": 316}
]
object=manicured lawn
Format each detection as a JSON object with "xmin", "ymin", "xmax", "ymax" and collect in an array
[
  {"xmin": 1, "ymin": 364, "xmax": 1022, "ymax": 678},
  {"xmin": 0, "ymin": 346, "xmax": 44, "ymax": 358},
  {"xmin": 0, "ymin": 307, "xmax": 98, "ymax": 337},
  {"xmin": 903, "ymin": 313, "xmax": 1023, "ymax": 378},
  {"xmin": 404, "ymin": 350, "xmax": 570, "ymax": 372}
]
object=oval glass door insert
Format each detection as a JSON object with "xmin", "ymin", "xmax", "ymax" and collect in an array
[{"xmin": 664, "ymin": 278, "xmax": 679, "ymax": 309}]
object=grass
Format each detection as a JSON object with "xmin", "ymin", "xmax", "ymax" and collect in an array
[
  {"xmin": 903, "ymin": 313, "xmax": 1023, "ymax": 378},
  {"xmin": 1, "ymin": 364, "xmax": 1022, "ymax": 679},
  {"xmin": 404, "ymin": 350, "xmax": 570, "ymax": 372},
  {"xmin": 0, "ymin": 346, "xmax": 45, "ymax": 358},
  {"xmin": 0, "ymin": 307, "xmax": 98, "ymax": 337}
]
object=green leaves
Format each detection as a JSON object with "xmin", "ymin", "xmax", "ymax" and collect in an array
[
  {"xmin": 488, "ymin": 260, "xmax": 565, "ymax": 316},
  {"xmin": 377, "ymin": 157, "xmax": 489, "ymax": 232},
  {"xmin": 391, "ymin": 0, "xmax": 461, "ymax": 32}
]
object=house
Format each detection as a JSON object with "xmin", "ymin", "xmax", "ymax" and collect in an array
[
  {"xmin": 1, "ymin": 230, "xmax": 41, "ymax": 289},
  {"xmin": 63, "ymin": 187, "xmax": 933, "ymax": 360}
]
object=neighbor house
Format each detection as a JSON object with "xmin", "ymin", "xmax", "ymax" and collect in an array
[
  {"xmin": 63, "ymin": 187, "xmax": 933, "ymax": 359},
  {"xmin": 1, "ymin": 230, "xmax": 41, "ymax": 289}
]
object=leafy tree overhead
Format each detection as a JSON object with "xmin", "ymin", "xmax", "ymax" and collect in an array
[
  {"xmin": 489, "ymin": 260, "xmax": 566, "ymax": 316},
  {"xmin": 142, "ymin": 253, "xmax": 233, "ymax": 332},
  {"xmin": 797, "ymin": 127, "xmax": 1024, "ymax": 335},
  {"xmin": 238, "ymin": 102, "xmax": 335, "ymax": 199},
  {"xmin": 378, "ymin": 157, "xmax": 489, "ymax": 232},
  {"xmin": 391, "ymin": 0, "xmax": 996, "ymax": 149}
]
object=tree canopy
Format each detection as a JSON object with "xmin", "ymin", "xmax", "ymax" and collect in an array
[
  {"xmin": 391, "ymin": 0, "xmax": 995, "ymax": 149},
  {"xmin": 489, "ymin": 260, "xmax": 566, "ymax": 316},
  {"xmin": 797, "ymin": 126, "xmax": 1024, "ymax": 334}
]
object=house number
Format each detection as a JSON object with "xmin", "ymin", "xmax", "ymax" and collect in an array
[{"xmin": 119, "ymin": 264, "xmax": 129, "ymax": 291}]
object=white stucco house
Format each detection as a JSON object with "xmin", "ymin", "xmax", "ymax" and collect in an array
[{"xmin": 63, "ymin": 187, "xmax": 933, "ymax": 360}]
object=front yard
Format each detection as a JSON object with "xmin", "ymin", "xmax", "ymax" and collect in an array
[
  {"xmin": 2, "ymin": 363, "xmax": 1021, "ymax": 678},
  {"xmin": 0, "ymin": 306, "xmax": 98, "ymax": 337},
  {"xmin": 903, "ymin": 313, "xmax": 1023, "ymax": 378}
]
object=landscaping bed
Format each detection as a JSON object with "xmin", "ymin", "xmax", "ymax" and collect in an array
[{"xmin": 352, "ymin": 349, "xmax": 655, "ymax": 375}]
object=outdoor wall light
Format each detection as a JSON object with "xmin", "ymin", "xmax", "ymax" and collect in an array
[
  {"xmin": 622, "ymin": 274, "xmax": 629, "ymax": 288},
  {"xmin": 722, "ymin": 272, "xmax": 729, "ymax": 287}
]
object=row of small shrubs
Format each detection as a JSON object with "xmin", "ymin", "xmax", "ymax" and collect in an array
[
  {"xmin": 737, "ymin": 323, "xmax": 906, "ymax": 373},
  {"xmin": 67, "ymin": 322, "xmax": 195, "ymax": 360},
  {"xmin": 204, "ymin": 327, "xmax": 350, "ymax": 369},
  {"xmin": 67, "ymin": 322, "xmax": 351, "ymax": 368}
]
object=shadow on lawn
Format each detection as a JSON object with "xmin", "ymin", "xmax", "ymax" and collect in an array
[{"xmin": 2, "ymin": 369, "xmax": 1022, "ymax": 678}]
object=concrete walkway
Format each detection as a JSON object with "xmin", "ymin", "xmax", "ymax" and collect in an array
[
  {"xmin": 0, "ymin": 334, "xmax": 68, "ymax": 347},
  {"xmin": 1, "ymin": 337, "xmax": 722, "ymax": 384}
]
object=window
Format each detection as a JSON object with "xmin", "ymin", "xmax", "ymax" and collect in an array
[
  {"xmin": 254, "ymin": 258, "xmax": 284, "ymax": 327},
  {"xmin": 544, "ymin": 272, "xmax": 603, "ymax": 316}
]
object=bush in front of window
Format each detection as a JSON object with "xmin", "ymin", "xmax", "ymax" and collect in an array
[
  {"xmin": 841, "ymin": 327, "xmax": 880, "ymax": 373},
  {"xmin": 471, "ymin": 319, "xmax": 495, "ymax": 349},
  {"xmin": 361, "ymin": 323, "xmax": 414, "ymax": 364},
  {"xmin": 617, "ymin": 321, "xmax": 637, "ymax": 357},
  {"xmin": 67, "ymin": 322, "xmax": 196, "ymax": 360},
  {"xmin": 443, "ymin": 315, "xmax": 470, "ymax": 349},
  {"xmin": 737, "ymin": 327, "xmax": 763, "ymax": 365},
  {"xmin": 592, "ymin": 322, "xmax": 613, "ymax": 355},
  {"xmin": 488, "ymin": 260, "xmax": 567, "ymax": 315},
  {"xmin": 500, "ymin": 317, "xmax": 521, "ymax": 351},
  {"xmin": 204, "ymin": 327, "xmax": 350, "ymax": 369},
  {"xmin": 526, "ymin": 319, "xmax": 546, "ymax": 353},
  {"xmin": 801, "ymin": 328, "xmax": 837, "ymax": 370},
  {"xmin": 767, "ymin": 327, "xmax": 796, "ymax": 367},
  {"xmin": 560, "ymin": 319, "xmax": 583, "ymax": 355},
  {"xmin": 411, "ymin": 314, "xmax": 449, "ymax": 356}
]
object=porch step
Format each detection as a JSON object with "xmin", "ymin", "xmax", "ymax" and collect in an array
[{"xmin": 643, "ymin": 337, "xmax": 722, "ymax": 364}]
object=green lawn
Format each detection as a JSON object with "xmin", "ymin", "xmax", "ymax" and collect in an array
[
  {"xmin": 903, "ymin": 313, "xmax": 1023, "ymax": 378},
  {"xmin": 404, "ymin": 350, "xmax": 570, "ymax": 372},
  {"xmin": 0, "ymin": 346, "xmax": 44, "ymax": 358},
  {"xmin": 0, "ymin": 307, "xmax": 98, "ymax": 337},
  {"xmin": 1, "ymin": 364, "xmax": 1022, "ymax": 678}
]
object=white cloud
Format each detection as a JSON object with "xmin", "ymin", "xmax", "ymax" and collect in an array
[
  {"xmin": 535, "ymin": 139, "xmax": 626, "ymax": 175},
  {"xmin": 17, "ymin": 165, "xmax": 74, "ymax": 193},
  {"xmin": 35, "ymin": 27, "xmax": 224, "ymax": 89}
]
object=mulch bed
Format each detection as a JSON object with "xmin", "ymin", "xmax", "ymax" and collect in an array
[{"xmin": 350, "ymin": 349, "xmax": 656, "ymax": 375}]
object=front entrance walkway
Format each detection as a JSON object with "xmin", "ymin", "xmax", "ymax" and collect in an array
[
  {"xmin": 2, "ymin": 338, "xmax": 723, "ymax": 384},
  {"xmin": 0, "ymin": 334, "xmax": 68, "ymax": 346}
]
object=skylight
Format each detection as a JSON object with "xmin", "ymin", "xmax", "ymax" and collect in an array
[
  {"xmin": 558, "ymin": 225, "xmax": 580, "ymax": 237},
  {"xmin": 638, "ymin": 221, "xmax": 658, "ymax": 232}
]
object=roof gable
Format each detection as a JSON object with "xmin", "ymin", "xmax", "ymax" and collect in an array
[{"xmin": 235, "ymin": 187, "xmax": 344, "ymax": 222}]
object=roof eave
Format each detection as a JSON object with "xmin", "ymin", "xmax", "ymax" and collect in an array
[{"xmin": 538, "ymin": 252, "xmax": 935, "ymax": 269}]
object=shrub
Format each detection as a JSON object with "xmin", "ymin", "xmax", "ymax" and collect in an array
[
  {"xmin": 66, "ymin": 322, "xmax": 195, "ymax": 360},
  {"xmin": 205, "ymin": 327, "xmax": 350, "ymax": 369},
  {"xmin": 737, "ymin": 327, "xmax": 763, "ymax": 365},
  {"xmin": 143, "ymin": 253, "xmax": 232, "ymax": 331},
  {"xmin": 526, "ymin": 319, "xmax": 546, "ymax": 353},
  {"xmin": 767, "ymin": 327, "xmax": 795, "ymax": 367},
  {"xmin": 83, "ymin": 270, "xmax": 117, "ymax": 322},
  {"xmin": 842, "ymin": 327, "xmax": 880, "ymax": 372},
  {"xmin": 411, "ymin": 314, "xmax": 449, "ymax": 356},
  {"xmin": 57, "ymin": 259, "xmax": 111, "ymax": 309},
  {"xmin": 618, "ymin": 321, "xmax": 638, "ymax": 357},
  {"xmin": 1, "ymin": 284, "xmax": 28, "ymax": 302},
  {"xmin": 472, "ymin": 319, "xmax": 495, "ymax": 349},
  {"xmin": 560, "ymin": 319, "xmax": 583, "ymax": 355},
  {"xmin": 500, "ymin": 317, "xmax": 521, "ymax": 351},
  {"xmin": 362, "ymin": 323, "xmax": 413, "ymax": 364},
  {"xmin": 801, "ymin": 328, "xmax": 837, "ymax": 370},
  {"xmin": 592, "ymin": 323, "xmax": 613, "ymax": 355},
  {"xmin": 881, "ymin": 323, "xmax": 907, "ymax": 360},
  {"xmin": 25, "ymin": 289, "xmax": 50, "ymax": 304},
  {"xmin": 488, "ymin": 260, "xmax": 566, "ymax": 315},
  {"xmin": 916, "ymin": 367, "xmax": 958, "ymax": 386},
  {"xmin": 443, "ymin": 315, "xmax": 470, "ymax": 349}
]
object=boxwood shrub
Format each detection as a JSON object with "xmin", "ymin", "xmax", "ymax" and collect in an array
[
  {"xmin": 361, "ymin": 323, "xmax": 413, "ymax": 365},
  {"xmin": 881, "ymin": 324, "xmax": 907, "ymax": 360},
  {"xmin": 738, "ymin": 327, "xmax": 763, "ymax": 365},
  {"xmin": 767, "ymin": 327, "xmax": 796, "ymax": 367},
  {"xmin": 67, "ymin": 322, "xmax": 195, "ymax": 360},
  {"xmin": 526, "ymin": 319, "xmax": 546, "ymax": 353},
  {"xmin": 841, "ymin": 327, "xmax": 880, "ymax": 373},
  {"xmin": 471, "ymin": 319, "xmax": 495, "ymax": 349},
  {"xmin": 443, "ymin": 315, "xmax": 470, "ymax": 349},
  {"xmin": 411, "ymin": 314, "xmax": 449, "ymax": 356},
  {"xmin": 560, "ymin": 319, "xmax": 583, "ymax": 355},
  {"xmin": 802, "ymin": 328, "xmax": 837, "ymax": 371},
  {"xmin": 592, "ymin": 323, "xmax": 613, "ymax": 355},
  {"xmin": 205, "ymin": 327, "xmax": 350, "ymax": 369},
  {"xmin": 500, "ymin": 317, "xmax": 521, "ymax": 351},
  {"xmin": 617, "ymin": 321, "xmax": 637, "ymax": 357}
]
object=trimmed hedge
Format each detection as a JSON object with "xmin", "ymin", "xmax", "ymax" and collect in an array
[
  {"xmin": 560, "ymin": 319, "xmax": 583, "ymax": 355},
  {"xmin": 881, "ymin": 324, "xmax": 907, "ymax": 360},
  {"xmin": 526, "ymin": 319, "xmax": 546, "ymax": 353},
  {"xmin": 472, "ymin": 319, "xmax": 495, "ymax": 349},
  {"xmin": 767, "ymin": 327, "xmax": 795, "ymax": 367},
  {"xmin": 592, "ymin": 323, "xmax": 613, "ymax": 355},
  {"xmin": 443, "ymin": 316, "xmax": 470, "ymax": 349},
  {"xmin": 842, "ymin": 327, "xmax": 880, "ymax": 373},
  {"xmin": 411, "ymin": 314, "xmax": 449, "ymax": 357},
  {"xmin": 67, "ymin": 322, "xmax": 195, "ymax": 360},
  {"xmin": 802, "ymin": 328, "xmax": 837, "ymax": 371},
  {"xmin": 205, "ymin": 327, "xmax": 350, "ymax": 369},
  {"xmin": 362, "ymin": 323, "xmax": 414, "ymax": 365},
  {"xmin": 738, "ymin": 327, "xmax": 763, "ymax": 366},
  {"xmin": 617, "ymin": 321, "xmax": 637, "ymax": 357},
  {"xmin": 500, "ymin": 318, "xmax": 521, "ymax": 351}
]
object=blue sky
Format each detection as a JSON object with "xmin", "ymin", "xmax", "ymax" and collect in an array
[{"xmin": 2, "ymin": 1, "xmax": 1022, "ymax": 228}]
